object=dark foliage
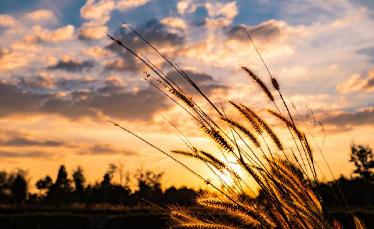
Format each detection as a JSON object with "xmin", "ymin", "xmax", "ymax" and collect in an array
[{"xmin": 350, "ymin": 144, "xmax": 374, "ymax": 181}]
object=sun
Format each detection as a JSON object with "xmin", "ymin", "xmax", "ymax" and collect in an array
[{"xmin": 219, "ymin": 157, "xmax": 245, "ymax": 187}]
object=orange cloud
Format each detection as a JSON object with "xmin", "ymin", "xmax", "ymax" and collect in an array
[
  {"xmin": 83, "ymin": 46, "xmax": 111, "ymax": 58},
  {"xmin": 337, "ymin": 70, "xmax": 374, "ymax": 94},
  {"xmin": 161, "ymin": 17, "xmax": 188, "ymax": 31},
  {"xmin": 117, "ymin": 0, "xmax": 150, "ymax": 11},
  {"xmin": 25, "ymin": 9, "xmax": 57, "ymax": 23},
  {"xmin": 24, "ymin": 25, "xmax": 75, "ymax": 43},
  {"xmin": 80, "ymin": 0, "xmax": 115, "ymax": 21},
  {"xmin": 204, "ymin": 1, "xmax": 238, "ymax": 28},
  {"xmin": 0, "ymin": 14, "xmax": 17, "ymax": 27},
  {"xmin": 177, "ymin": 0, "xmax": 197, "ymax": 14},
  {"xmin": 0, "ymin": 47, "xmax": 29, "ymax": 72},
  {"xmin": 79, "ymin": 23, "xmax": 108, "ymax": 40}
]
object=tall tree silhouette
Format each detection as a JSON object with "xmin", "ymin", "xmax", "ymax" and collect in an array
[
  {"xmin": 11, "ymin": 171, "xmax": 27, "ymax": 203},
  {"xmin": 47, "ymin": 165, "xmax": 72, "ymax": 203},
  {"xmin": 72, "ymin": 167, "xmax": 86, "ymax": 202},
  {"xmin": 350, "ymin": 144, "xmax": 374, "ymax": 181}
]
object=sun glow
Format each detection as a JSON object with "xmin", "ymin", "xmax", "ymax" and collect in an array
[{"xmin": 218, "ymin": 156, "xmax": 245, "ymax": 187}]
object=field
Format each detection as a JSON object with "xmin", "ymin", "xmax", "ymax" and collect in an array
[{"xmin": 0, "ymin": 206, "xmax": 373, "ymax": 229}]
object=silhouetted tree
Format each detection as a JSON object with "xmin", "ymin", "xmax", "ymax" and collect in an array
[
  {"xmin": 163, "ymin": 186, "xmax": 197, "ymax": 206},
  {"xmin": 47, "ymin": 165, "xmax": 72, "ymax": 203},
  {"xmin": 133, "ymin": 170, "xmax": 163, "ymax": 204},
  {"xmin": 0, "ymin": 171, "xmax": 11, "ymax": 202},
  {"xmin": 350, "ymin": 144, "xmax": 374, "ymax": 181},
  {"xmin": 108, "ymin": 163, "xmax": 117, "ymax": 178},
  {"xmin": 36, "ymin": 175, "xmax": 53, "ymax": 195},
  {"xmin": 72, "ymin": 166, "xmax": 85, "ymax": 202},
  {"xmin": 101, "ymin": 173, "xmax": 112, "ymax": 188},
  {"xmin": 11, "ymin": 171, "xmax": 27, "ymax": 203}
]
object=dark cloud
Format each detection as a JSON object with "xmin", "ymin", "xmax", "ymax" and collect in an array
[
  {"xmin": 166, "ymin": 69, "xmax": 227, "ymax": 96},
  {"xmin": 106, "ymin": 19, "xmax": 185, "ymax": 72},
  {"xmin": 47, "ymin": 59, "xmax": 95, "ymax": 72},
  {"xmin": 104, "ymin": 58, "xmax": 139, "ymax": 72},
  {"xmin": 0, "ymin": 136, "xmax": 65, "ymax": 147},
  {"xmin": 357, "ymin": 46, "xmax": 374, "ymax": 63},
  {"xmin": 18, "ymin": 75, "xmax": 97, "ymax": 92},
  {"xmin": 354, "ymin": 0, "xmax": 374, "ymax": 9},
  {"xmin": 109, "ymin": 20, "xmax": 185, "ymax": 51},
  {"xmin": 0, "ymin": 82, "xmax": 44, "ymax": 116},
  {"xmin": 0, "ymin": 78, "xmax": 168, "ymax": 120},
  {"xmin": 225, "ymin": 22, "xmax": 282, "ymax": 42},
  {"xmin": 18, "ymin": 75, "xmax": 54, "ymax": 90},
  {"xmin": 0, "ymin": 68, "xmax": 226, "ymax": 121},
  {"xmin": 38, "ymin": 82, "xmax": 169, "ymax": 120},
  {"xmin": 0, "ymin": 150, "xmax": 52, "ymax": 158},
  {"xmin": 321, "ymin": 108, "xmax": 374, "ymax": 127},
  {"xmin": 56, "ymin": 77, "xmax": 97, "ymax": 90},
  {"xmin": 350, "ymin": 0, "xmax": 374, "ymax": 17},
  {"xmin": 79, "ymin": 143, "xmax": 137, "ymax": 156},
  {"xmin": 86, "ymin": 84, "xmax": 169, "ymax": 120}
]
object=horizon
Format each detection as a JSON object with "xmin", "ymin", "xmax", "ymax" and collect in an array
[{"xmin": 0, "ymin": 0, "xmax": 373, "ymax": 192}]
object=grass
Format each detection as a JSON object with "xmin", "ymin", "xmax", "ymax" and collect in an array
[{"xmin": 107, "ymin": 23, "xmax": 366, "ymax": 228}]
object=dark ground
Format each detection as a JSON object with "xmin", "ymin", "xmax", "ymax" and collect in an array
[{"xmin": 0, "ymin": 207, "xmax": 372, "ymax": 229}]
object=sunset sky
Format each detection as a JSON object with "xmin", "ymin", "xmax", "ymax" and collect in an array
[{"xmin": 0, "ymin": 0, "xmax": 373, "ymax": 191}]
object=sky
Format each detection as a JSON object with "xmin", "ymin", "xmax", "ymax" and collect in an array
[{"xmin": 0, "ymin": 0, "xmax": 373, "ymax": 191}]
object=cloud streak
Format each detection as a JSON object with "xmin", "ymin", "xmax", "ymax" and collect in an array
[
  {"xmin": 47, "ymin": 58, "xmax": 95, "ymax": 72},
  {"xmin": 337, "ymin": 69, "xmax": 374, "ymax": 94},
  {"xmin": 321, "ymin": 107, "xmax": 374, "ymax": 127}
]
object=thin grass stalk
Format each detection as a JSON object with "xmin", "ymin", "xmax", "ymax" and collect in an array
[
  {"xmin": 107, "ymin": 120, "xmax": 251, "ymax": 212},
  {"xmin": 245, "ymin": 32, "xmax": 319, "ymax": 182}
]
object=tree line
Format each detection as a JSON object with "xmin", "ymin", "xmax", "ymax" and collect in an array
[
  {"xmin": 0, "ymin": 163, "xmax": 198, "ymax": 206},
  {"xmin": 0, "ymin": 144, "xmax": 372, "ymax": 208}
]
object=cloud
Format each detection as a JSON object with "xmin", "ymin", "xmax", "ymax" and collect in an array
[
  {"xmin": 56, "ymin": 77, "xmax": 97, "ymax": 90},
  {"xmin": 0, "ymin": 67, "xmax": 227, "ymax": 121},
  {"xmin": 25, "ymin": 9, "xmax": 57, "ymax": 23},
  {"xmin": 0, "ymin": 47, "xmax": 29, "ymax": 72},
  {"xmin": 0, "ymin": 14, "xmax": 17, "ymax": 27},
  {"xmin": 24, "ymin": 25, "xmax": 75, "ymax": 43},
  {"xmin": 117, "ymin": 0, "xmax": 151, "ymax": 11},
  {"xmin": 321, "ymin": 107, "xmax": 374, "ymax": 127},
  {"xmin": 350, "ymin": 0, "xmax": 374, "ymax": 17},
  {"xmin": 104, "ymin": 58, "xmax": 139, "ymax": 72},
  {"xmin": 78, "ymin": 0, "xmax": 150, "ymax": 40},
  {"xmin": 357, "ymin": 46, "xmax": 374, "ymax": 63},
  {"xmin": 19, "ymin": 74, "xmax": 55, "ymax": 90},
  {"xmin": 166, "ymin": 69, "xmax": 227, "ymax": 96},
  {"xmin": 47, "ymin": 58, "xmax": 95, "ymax": 72},
  {"xmin": 80, "ymin": 0, "xmax": 115, "ymax": 21},
  {"xmin": 177, "ymin": 0, "xmax": 197, "ymax": 15},
  {"xmin": 0, "ymin": 82, "xmax": 45, "ymax": 116},
  {"xmin": 204, "ymin": 1, "xmax": 237, "ymax": 27},
  {"xmin": 225, "ymin": 20, "xmax": 306, "ymax": 43},
  {"xmin": 0, "ymin": 137, "xmax": 65, "ymax": 147},
  {"xmin": 80, "ymin": 143, "xmax": 137, "ymax": 156},
  {"xmin": 0, "ymin": 150, "xmax": 52, "ymax": 158},
  {"xmin": 337, "ymin": 70, "xmax": 374, "ymax": 94},
  {"xmin": 79, "ymin": 23, "xmax": 108, "ymax": 40},
  {"xmin": 79, "ymin": 0, "xmax": 114, "ymax": 40},
  {"xmin": 84, "ymin": 46, "xmax": 111, "ymax": 58},
  {"xmin": 161, "ymin": 17, "xmax": 188, "ymax": 31},
  {"xmin": 106, "ymin": 19, "xmax": 185, "ymax": 72},
  {"xmin": 109, "ymin": 20, "xmax": 185, "ymax": 51},
  {"xmin": 17, "ymin": 74, "xmax": 96, "ymax": 92},
  {"xmin": 0, "ymin": 77, "xmax": 168, "ymax": 120}
]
